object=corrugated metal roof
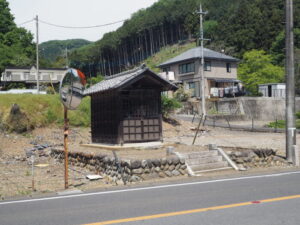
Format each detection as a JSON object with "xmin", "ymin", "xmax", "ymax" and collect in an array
[
  {"xmin": 84, "ymin": 65, "xmax": 177, "ymax": 96},
  {"xmin": 258, "ymin": 83, "xmax": 286, "ymax": 86},
  {"xmin": 158, "ymin": 47, "xmax": 239, "ymax": 67}
]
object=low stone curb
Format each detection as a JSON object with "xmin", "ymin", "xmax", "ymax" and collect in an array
[
  {"xmin": 50, "ymin": 149, "xmax": 188, "ymax": 184},
  {"xmin": 226, "ymin": 148, "xmax": 289, "ymax": 168}
]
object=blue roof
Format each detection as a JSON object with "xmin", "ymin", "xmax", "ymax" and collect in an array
[{"xmin": 159, "ymin": 47, "xmax": 239, "ymax": 67}]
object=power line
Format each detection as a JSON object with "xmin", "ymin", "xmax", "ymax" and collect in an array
[
  {"xmin": 18, "ymin": 19, "xmax": 35, "ymax": 26},
  {"xmin": 17, "ymin": 18, "xmax": 126, "ymax": 29},
  {"xmin": 38, "ymin": 19, "xmax": 125, "ymax": 29}
]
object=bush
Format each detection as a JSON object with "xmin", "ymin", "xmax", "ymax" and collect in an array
[
  {"xmin": 86, "ymin": 75, "xmax": 104, "ymax": 88},
  {"xmin": 174, "ymin": 85, "xmax": 190, "ymax": 102},
  {"xmin": 46, "ymin": 86, "xmax": 56, "ymax": 94},
  {"xmin": 161, "ymin": 95, "xmax": 182, "ymax": 118}
]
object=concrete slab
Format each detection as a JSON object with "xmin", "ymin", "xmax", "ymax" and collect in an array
[
  {"xmin": 80, "ymin": 141, "xmax": 166, "ymax": 150},
  {"xmin": 57, "ymin": 189, "xmax": 83, "ymax": 196}
]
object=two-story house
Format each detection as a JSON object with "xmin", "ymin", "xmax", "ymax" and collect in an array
[
  {"xmin": 158, "ymin": 47, "xmax": 241, "ymax": 98},
  {"xmin": 0, "ymin": 66, "xmax": 67, "ymax": 88}
]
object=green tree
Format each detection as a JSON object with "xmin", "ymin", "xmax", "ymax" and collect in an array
[
  {"xmin": 39, "ymin": 39, "xmax": 91, "ymax": 62},
  {"xmin": 86, "ymin": 74, "xmax": 104, "ymax": 88},
  {"xmin": 0, "ymin": 0, "xmax": 15, "ymax": 33},
  {"xmin": 0, "ymin": 0, "xmax": 34, "ymax": 76},
  {"xmin": 270, "ymin": 29, "xmax": 300, "ymax": 65},
  {"xmin": 68, "ymin": 0, "xmax": 300, "ymax": 76},
  {"xmin": 238, "ymin": 50, "xmax": 284, "ymax": 95}
]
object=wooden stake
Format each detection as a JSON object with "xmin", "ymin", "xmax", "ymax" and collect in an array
[{"xmin": 192, "ymin": 114, "xmax": 204, "ymax": 145}]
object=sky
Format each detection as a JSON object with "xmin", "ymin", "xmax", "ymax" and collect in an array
[{"xmin": 7, "ymin": 0, "xmax": 158, "ymax": 43}]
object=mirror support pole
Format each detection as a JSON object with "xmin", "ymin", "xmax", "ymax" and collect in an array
[{"xmin": 64, "ymin": 106, "xmax": 69, "ymax": 189}]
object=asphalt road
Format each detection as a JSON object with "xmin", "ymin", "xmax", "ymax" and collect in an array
[{"xmin": 1, "ymin": 171, "xmax": 300, "ymax": 225}]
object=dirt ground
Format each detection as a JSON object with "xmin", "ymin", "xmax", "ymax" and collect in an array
[{"xmin": 0, "ymin": 119, "xmax": 298, "ymax": 199}]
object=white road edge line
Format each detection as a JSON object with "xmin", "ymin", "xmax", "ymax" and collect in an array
[{"xmin": 0, "ymin": 170, "xmax": 300, "ymax": 206}]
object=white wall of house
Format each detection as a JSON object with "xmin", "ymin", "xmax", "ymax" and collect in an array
[
  {"xmin": 162, "ymin": 59, "xmax": 238, "ymax": 97},
  {"xmin": 1, "ymin": 66, "xmax": 66, "ymax": 84},
  {"xmin": 258, "ymin": 83, "xmax": 286, "ymax": 98}
]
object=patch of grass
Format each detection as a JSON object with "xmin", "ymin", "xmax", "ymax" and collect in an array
[
  {"xmin": 22, "ymin": 133, "xmax": 33, "ymax": 138},
  {"xmin": 68, "ymin": 97, "xmax": 91, "ymax": 127},
  {"xmin": 144, "ymin": 42, "xmax": 196, "ymax": 73},
  {"xmin": 267, "ymin": 119, "xmax": 300, "ymax": 129},
  {"xmin": 17, "ymin": 189, "xmax": 32, "ymax": 196},
  {"xmin": 296, "ymin": 111, "xmax": 300, "ymax": 119},
  {"xmin": 25, "ymin": 170, "xmax": 31, "ymax": 176},
  {"xmin": 0, "ymin": 94, "xmax": 91, "ymax": 129},
  {"xmin": 267, "ymin": 120, "xmax": 285, "ymax": 129}
]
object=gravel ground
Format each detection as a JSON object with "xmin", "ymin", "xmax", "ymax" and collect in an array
[
  {"xmin": 166, "ymin": 127, "xmax": 290, "ymax": 156},
  {"xmin": 0, "ymin": 118, "xmax": 297, "ymax": 199}
]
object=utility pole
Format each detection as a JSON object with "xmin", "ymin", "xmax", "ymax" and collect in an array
[
  {"xmin": 197, "ymin": 4, "xmax": 208, "ymax": 116},
  {"xmin": 285, "ymin": 0, "xmax": 296, "ymax": 163},
  {"xmin": 65, "ymin": 47, "xmax": 69, "ymax": 68},
  {"xmin": 192, "ymin": 4, "xmax": 209, "ymax": 145},
  {"xmin": 35, "ymin": 15, "xmax": 40, "ymax": 94}
]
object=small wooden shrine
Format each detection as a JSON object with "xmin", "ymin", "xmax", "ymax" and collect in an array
[{"xmin": 84, "ymin": 65, "xmax": 177, "ymax": 144}]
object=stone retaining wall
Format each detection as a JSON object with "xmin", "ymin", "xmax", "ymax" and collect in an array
[
  {"xmin": 50, "ymin": 149, "xmax": 188, "ymax": 183},
  {"xmin": 225, "ymin": 148, "xmax": 288, "ymax": 168}
]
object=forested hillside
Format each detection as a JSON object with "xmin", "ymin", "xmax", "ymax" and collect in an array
[
  {"xmin": 1, "ymin": 0, "xmax": 300, "ymax": 89},
  {"xmin": 69, "ymin": 0, "xmax": 300, "ymax": 77},
  {"xmin": 39, "ymin": 39, "xmax": 91, "ymax": 62}
]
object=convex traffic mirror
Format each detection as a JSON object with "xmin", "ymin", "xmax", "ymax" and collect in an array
[{"xmin": 59, "ymin": 68, "xmax": 86, "ymax": 110}]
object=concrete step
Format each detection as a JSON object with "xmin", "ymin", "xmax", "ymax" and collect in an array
[
  {"xmin": 190, "ymin": 161, "xmax": 229, "ymax": 171},
  {"xmin": 186, "ymin": 155, "xmax": 223, "ymax": 165},
  {"xmin": 181, "ymin": 150, "xmax": 219, "ymax": 159}
]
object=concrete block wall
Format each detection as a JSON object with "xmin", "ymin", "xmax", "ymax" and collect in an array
[{"xmin": 179, "ymin": 97, "xmax": 300, "ymax": 121}]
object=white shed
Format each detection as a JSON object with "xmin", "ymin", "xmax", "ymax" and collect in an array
[{"xmin": 258, "ymin": 83, "xmax": 286, "ymax": 98}]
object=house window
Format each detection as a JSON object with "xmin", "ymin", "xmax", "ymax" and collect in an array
[
  {"xmin": 226, "ymin": 63, "xmax": 231, "ymax": 73},
  {"xmin": 188, "ymin": 82, "xmax": 196, "ymax": 97},
  {"xmin": 5, "ymin": 72, "xmax": 12, "ymax": 81},
  {"xmin": 179, "ymin": 62, "xmax": 195, "ymax": 74},
  {"xmin": 163, "ymin": 67, "xmax": 170, "ymax": 73},
  {"xmin": 24, "ymin": 72, "xmax": 29, "ymax": 80},
  {"xmin": 204, "ymin": 61, "xmax": 211, "ymax": 71}
]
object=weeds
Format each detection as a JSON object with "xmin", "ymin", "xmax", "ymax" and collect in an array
[
  {"xmin": 0, "ymin": 94, "xmax": 91, "ymax": 129},
  {"xmin": 17, "ymin": 189, "xmax": 32, "ymax": 196},
  {"xmin": 25, "ymin": 170, "xmax": 31, "ymax": 176}
]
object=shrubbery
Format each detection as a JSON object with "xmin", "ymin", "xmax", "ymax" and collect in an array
[
  {"xmin": 174, "ymin": 85, "xmax": 190, "ymax": 102},
  {"xmin": 161, "ymin": 95, "xmax": 182, "ymax": 118}
]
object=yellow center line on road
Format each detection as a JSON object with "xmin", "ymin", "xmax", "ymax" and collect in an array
[{"xmin": 84, "ymin": 194, "xmax": 300, "ymax": 225}]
